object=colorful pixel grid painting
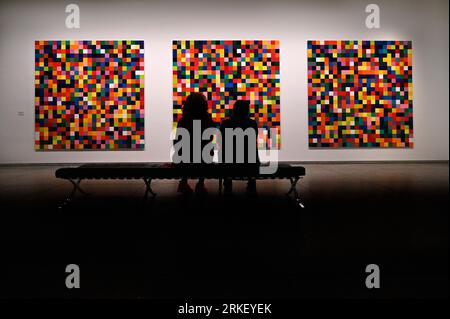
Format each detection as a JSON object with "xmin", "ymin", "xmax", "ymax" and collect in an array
[
  {"xmin": 308, "ymin": 40, "xmax": 413, "ymax": 148},
  {"xmin": 173, "ymin": 40, "xmax": 280, "ymax": 149},
  {"xmin": 35, "ymin": 40, "xmax": 145, "ymax": 150}
]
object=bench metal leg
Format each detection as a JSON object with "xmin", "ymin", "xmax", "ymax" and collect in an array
[
  {"xmin": 69, "ymin": 178, "xmax": 88, "ymax": 196},
  {"xmin": 143, "ymin": 178, "xmax": 156, "ymax": 201},
  {"xmin": 286, "ymin": 177, "xmax": 305, "ymax": 208},
  {"xmin": 58, "ymin": 178, "xmax": 88, "ymax": 209}
]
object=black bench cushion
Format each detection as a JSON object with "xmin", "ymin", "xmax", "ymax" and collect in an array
[{"xmin": 55, "ymin": 162, "xmax": 305, "ymax": 180}]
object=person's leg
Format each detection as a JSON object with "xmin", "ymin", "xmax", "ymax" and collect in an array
[
  {"xmin": 246, "ymin": 178, "xmax": 257, "ymax": 195},
  {"xmin": 195, "ymin": 177, "xmax": 207, "ymax": 195},
  {"xmin": 223, "ymin": 178, "xmax": 232, "ymax": 195},
  {"xmin": 178, "ymin": 178, "xmax": 193, "ymax": 194}
]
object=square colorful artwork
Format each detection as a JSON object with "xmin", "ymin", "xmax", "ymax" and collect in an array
[
  {"xmin": 308, "ymin": 40, "xmax": 413, "ymax": 148},
  {"xmin": 35, "ymin": 40, "xmax": 145, "ymax": 150},
  {"xmin": 173, "ymin": 40, "xmax": 280, "ymax": 149}
]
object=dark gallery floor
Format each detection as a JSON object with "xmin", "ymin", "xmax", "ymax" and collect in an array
[{"xmin": 0, "ymin": 163, "xmax": 448, "ymax": 299}]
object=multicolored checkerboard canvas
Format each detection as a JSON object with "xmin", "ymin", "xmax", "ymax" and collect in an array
[
  {"xmin": 35, "ymin": 40, "xmax": 145, "ymax": 150},
  {"xmin": 308, "ymin": 40, "xmax": 413, "ymax": 148},
  {"xmin": 173, "ymin": 40, "xmax": 280, "ymax": 149}
]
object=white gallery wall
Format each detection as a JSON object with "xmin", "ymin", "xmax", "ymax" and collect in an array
[{"xmin": 0, "ymin": 0, "xmax": 448, "ymax": 163}]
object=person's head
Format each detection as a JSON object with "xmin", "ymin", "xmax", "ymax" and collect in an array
[
  {"xmin": 232, "ymin": 100, "xmax": 250, "ymax": 119},
  {"xmin": 183, "ymin": 92, "xmax": 208, "ymax": 119}
]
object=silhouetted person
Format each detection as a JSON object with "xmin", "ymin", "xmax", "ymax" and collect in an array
[
  {"xmin": 219, "ymin": 100, "xmax": 260, "ymax": 195},
  {"xmin": 173, "ymin": 93, "xmax": 216, "ymax": 195}
]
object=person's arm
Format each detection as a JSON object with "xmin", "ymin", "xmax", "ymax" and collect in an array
[
  {"xmin": 172, "ymin": 119, "xmax": 185, "ymax": 163},
  {"xmin": 173, "ymin": 121, "xmax": 182, "ymax": 145},
  {"xmin": 251, "ymin": 121, "xmax": 260, "ymax": 164},
  {"xmin": 218, "ymin": 121, "xmax": 228, "ymax": 164}
]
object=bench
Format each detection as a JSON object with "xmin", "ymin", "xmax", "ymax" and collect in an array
[{"xmin": 55, "ymin": 162, "xmax": 306, "ymax": 208}]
